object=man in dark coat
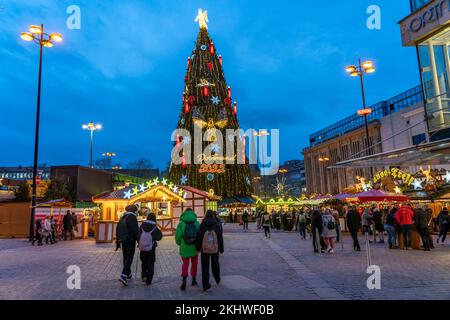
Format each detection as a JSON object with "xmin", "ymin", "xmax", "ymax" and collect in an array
[
  {"xmin": 62, "ymin": 210, "xmax": 74, "ymax": 240},
  {"xmin": 196, "ymin": 210, "xmax": 224, "ymax": 292},
  {"xmin": 138, "ymin": 212, "xmax": 163, "ymax": 285},
  {"xmin": 346, "ymin": 206, "xmax": 361, "ymax": 251},
  {"xmin": 414, "ymin": 206, "xmax": 431, "ymax": 251},
  {"xmin": 311, "ymin": 207, "xmax": 325, "ymax": 253},
  {"xmin": 242, "ymin": 210, "xmax": 249, "ymax": 231},
  {"xmin": 117, "ymin": 204, "xmax": 139, "ymax": 286}
]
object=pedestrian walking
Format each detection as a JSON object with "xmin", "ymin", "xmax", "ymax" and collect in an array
[
  {"xmin": 297, "ymin": 210, "xmax": 307, "ymax": 240},
  {"xmin": 62, "ymin": 210, "xmax": 74, "ymax": 240},
  {"xmin": 322, "ymin": 209, "xmax": 337, "ymax": 253},
  {"xmin": 43, "ymin": 216, "xmax": 54, "ymax": 244},
  {"xmin": 331, "ymin": 209, "xmax": 341, "ymax": 242},
  {"xmin": 414, "ymin": 205, "xmax": 431, "ymax": 251},
  {"xmin": 372, "ymin": 208, "xmax": 385, "ymax": 243},
  {"xmin": 261, "ymin": 212, "xmax": 272, "ymax": 238},
  {"xmin": 195, "ymin": 210, "xmax": 224, "ymax": 292},
  {"xmin": 362, "ymin": 208, "xmax": 373, "ymax": 244},
  {"xmin": 346, "ymin": 206, "xmax": 361, "ymax": 251},
  {"xmin": 396, "ymin": 203, "xmax": 415, "ymax": 250},
  {"xmin": 437, "ymin": 207, "xmax": 449, "ymax": 244},
  {"xmin": 175, "ymin": 208, "xmax": 200, "ymax": 291},
  {"xmin": 311, "ymin": 207, "xmax": 325, "ymax": 253},
  {"xmin": 242, "ymin": 209, "xmax": 249, "ymax": 231},
  {"xmin": 138, "ymin": 212, "xmax": 163, "ymax": 285},
  {"xmin": 31, "ymin": 219, "xmax": 43, "ymax": 246},
  {"xmin": 384, "ymin": 206, "xmax": 398, "ymax": 249},
  {"xmin": 425, "ymin": 207, "xmax": 435, "ymax": 249},
  {"xmin": 116, "ymin": 204, "xmax": 139, "ymax": 286}
]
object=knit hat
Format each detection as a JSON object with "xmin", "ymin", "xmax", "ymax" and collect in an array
[{"xmin": 125, "ymin": 204, "xmax": 138, "ymax": 213}]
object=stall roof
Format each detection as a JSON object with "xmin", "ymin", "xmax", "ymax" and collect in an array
[
  {"xmin": 218, "ymin": 196, "xmax": 255, "ymax": 207},
  {"xmin": 93, "ymin": 184, "xmax": 186, "ymax": 203},
  {"xmin": 329, "ymin": 138, "xmax": 450, "ymax": 169},
  {"xmin": 181, "ymin": 186, "xmax": 221, "ymax": 201},
  {"xmin": 35, "ymin": 199, "xmax": 73, "ymax": 208}
]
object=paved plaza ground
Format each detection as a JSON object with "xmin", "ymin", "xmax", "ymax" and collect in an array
[{"xmin": 1, "ymin": 223, "xmax": 449, "ymax": 300}]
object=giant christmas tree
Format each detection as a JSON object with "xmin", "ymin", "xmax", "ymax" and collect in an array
[{"xmin": 169, "ymin": 10, "xmax": 253, "ymax": 197}]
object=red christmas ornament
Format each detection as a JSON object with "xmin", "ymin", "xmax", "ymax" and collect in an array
[
  {"xmin": 209, "ymin": 42, "xmax": 215, "ymax": 55},
  {"xmin": 233, "ymin": 101, "xmax": 237, "ymax": 115},
  {"xmin": 224, "ymin": 97, "xmax": 232, "ymax": 105},
  {"xmin": 227, "ymin": 86, "xmax": 231, "ymax": 98},
  {"xmin": 207, "ymin": 62, "xmax": 213, "ymax": 70},
  {"xmin": 188, "ymin": 95, "xmax": 196, "ymax": 105},
  {"xmin": 218, "ymin": 55, "xmax": 222, "ymax": 66},
  {"xmin": 203, "ymin": 86, "xmax": 209, "ymax": 97},
  {"xmin": 184, "ymin": 101, "xmax": 190, "ymax": 113},
  {"xmin": 184, "ymin": 75, "xmax": 188, "ymax": 82},
  {"xmin": 187, "ymin": 57, "xmax": 191, "ymax": 68}
]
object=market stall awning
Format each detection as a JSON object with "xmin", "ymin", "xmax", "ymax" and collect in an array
[
  {"xmin": 355, "ymin": 189, "xmax": 410, "ymax": 202},
  {"xmin": 93, "ymin": 184, "xmax": 186, "ymax": 204},
  {"xmin": 34, "ymin": 198, "xmax": 73, "ymax": 208},
  {"xmin": 218, "ymin": 196, "xmax": 255, "ymax": 207},
  {"xmin": 329, "ymin": 138, "xmax": 450, "ymax": 169}
]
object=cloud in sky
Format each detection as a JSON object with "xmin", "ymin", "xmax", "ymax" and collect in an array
[{"xmin": 0, "ymin": 0, "xmax": 419, "ymax": 169}]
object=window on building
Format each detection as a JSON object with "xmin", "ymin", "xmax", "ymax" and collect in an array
[{"xmin": 412, "ymin": 133, "xmax": 426, "ymax": 145}]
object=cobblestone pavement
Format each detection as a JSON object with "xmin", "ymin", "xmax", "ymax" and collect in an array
[{"xmin": 1, "ymin": 223, "xmax": 449, "ymax": 300}]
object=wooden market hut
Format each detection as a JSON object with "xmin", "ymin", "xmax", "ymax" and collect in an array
[
  {"xmin": 172, "ymin": 186, "xmax": 221, "ymax": 229},
  {"xmin": 93, "ymin": 183, "xmax": 186, "ymax": 238}
]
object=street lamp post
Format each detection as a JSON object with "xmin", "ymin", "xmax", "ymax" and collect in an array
[
  {"xmin": 21, "ymin": 24, "xmax": 63, "ymax": 241},
  {"xmin": 254, "ymin": 129, "xmax": 270, "ymax": 199},
  {"xmin": 102, "ymin": 152, "xmax": 116, "ymax": 169},
  {"xmin": 82, "ymin": 121, "xmax": 102, "ymax": 168},
  {"xmin": 345, "ymin": 59, "xmax": 376, "ymax": 157}
]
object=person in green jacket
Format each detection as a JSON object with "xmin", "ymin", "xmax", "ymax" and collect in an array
[{"xmin": 175, "ymin": 208, "xmax": 200, "ymax": 290}]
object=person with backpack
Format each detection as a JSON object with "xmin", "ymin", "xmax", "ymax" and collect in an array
[
  {"xmin": 437, "ymin": 207, "xmax": 449, "ymax": 244},
  {"xmin": 322, "ymin": 209, "xmax": 337, "ymax": 253},
  {"xmin": 195, "ymin": 210, "xmax": 224, "ymax": 292},
  {"xmin": 116, "ymin": 204, "xmax": 139, "ymax": 286},
  {"xmin": 175, "ymin": 208, "xmax": 200, "ymax": 291},
  {"xmin": 297, "ymin": 210, "xmax": 307, "ymax": 240},
  {"xmin": 138, "ymin": 212, "xmax": 163, "ymax": 285},
  {"xmin": 242, "ymin": 209, "xmax": 249, "ymax": 231}
]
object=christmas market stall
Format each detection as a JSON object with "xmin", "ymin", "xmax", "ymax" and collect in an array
[
  {"xmin": 93, "ymin": 180, "xmax": 186, "ymax": 242},
  {"xmin": 172, "ymin": 185, "xmax": 221, "ymax": 229},
  {"xmin": 218, "ymin": 196, "xmax": 256, "ymax": 222}
]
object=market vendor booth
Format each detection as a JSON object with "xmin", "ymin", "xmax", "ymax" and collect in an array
[{"xmin": 93, "ymin": 181, "xmax": 186, "ymax": 242}]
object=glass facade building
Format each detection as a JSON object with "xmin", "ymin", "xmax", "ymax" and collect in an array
[{"xmin": 309, "ymin": 86, "xmax": 423, "ymax": 147}]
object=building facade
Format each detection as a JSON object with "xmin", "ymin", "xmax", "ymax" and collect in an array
[
  {"xmin": 303, "ymin": 86, "xmax": 424, "ymax": 195},
  {"xmin": 400, "ymin": 0, "xmax": 450, "ymax": 141}
]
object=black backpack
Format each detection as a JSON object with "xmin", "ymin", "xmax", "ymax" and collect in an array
[
  {"xmin": 116, "ymin": 214, "xmax": 130, "ymax": 242},
  {"xmin": 326, "ymin": 218, "xmax": 335, "ymax": 230},
  {"xmin": 184, "ymin": 221, "xmax": 198, "ymax": 245}
]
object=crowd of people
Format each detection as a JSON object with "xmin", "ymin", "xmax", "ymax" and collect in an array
[
  {"xmin": 254, "ymin": 204, "xmax": 449, "ymax": 254},
  {"xmin": 31, "ymin": 210, "xmax": 80, "ymax": 246},
  {"xmin": 116, "ymin": 205, "xmax": 224, "ymax": 292}
]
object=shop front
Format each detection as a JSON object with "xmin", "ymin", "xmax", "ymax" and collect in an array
[
  {"xmin": 93, "ymin": 183, "xmax": 186, "ymax": 242},
  {"xmin": 400, "ymin": 0, "xmax": 450, "ymax": 140}
]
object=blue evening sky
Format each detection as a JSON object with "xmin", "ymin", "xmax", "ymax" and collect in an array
[{"xmin": 0, "ymin": 0, "xmax": 418, "ymax": 170}]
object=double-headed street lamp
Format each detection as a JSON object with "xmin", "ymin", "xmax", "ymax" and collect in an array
[
  {"xmin": 345, "ymin": 59, "xmax": 376, "ymax": 158},
  {"xmin": 82, "ymin": 121, "xmax": 102, "ymax": 168},
  {"xmin": 254, "ymin": 129, "xmax": 270, "ymax": 198},
  {"xmin": 21, "ymin": 24, "xmax": 63, "ymax": 241},
  {"xmin": 102, "ymin": 152, "xmax": 116, "ymax": 169}
]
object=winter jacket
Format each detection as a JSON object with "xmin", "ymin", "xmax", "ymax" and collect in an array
[
  {"xmin": 311, "ymin": 210, "xmax": 323, "ymax": 233},
  {"xmin": 395, "ymin": 206, "xmax": 414, "ymax": 226},
  {"xmin": 414, "ymin": 208, "xmax": 428, "ymax": 229},
  {"xmin": 362, "ymin": 210, "xmax": 373, "ymax": 227},
  {"xmin": 261, "ymin": 214, "xmax": 272, "ymax": 227},
  {"xmin": 437, "ymin": 210, "xmax": 449, "ymax": 231},
  {"xmin": 138, "ymin": 220, "xmax": 163, "ymax": 250},
  {"xmin": 425, "ymin": 208, "xmax": 434, "ymax": 232},
  {"xmin": 117, "ymin": 212, "xmax": 139, "ymax": 242},
  {"xmin": 242, "ymin": 211, "xmax": 249, "ymax": 222},
  {"xmin": 175, "ymin": 210, "xmax": 200, "ymax": 258},
  {"xmin": 346, "ymin": 209, "xmax": 361, "ymax": 232},
  {"xmin": 385, "ymin": 209, "xmax": 397, "ymax": 226},
  {"xmin": 195, "ymin": 217, "xmax": 224, "ymax": 253},
  {"xmin": 372, "ymin": 210, "xmax": 384, "ymax": 231},
  {"xmin": 44, "ymin": 218, "xmax": 52, "ymax": 232},
  {"xmin": 63, "ymin": 213, "xmax": 73, "ymax": 229},
  {"xmin": 321, "ymin": 214, "xmax": 337, "ymax": 238}
]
